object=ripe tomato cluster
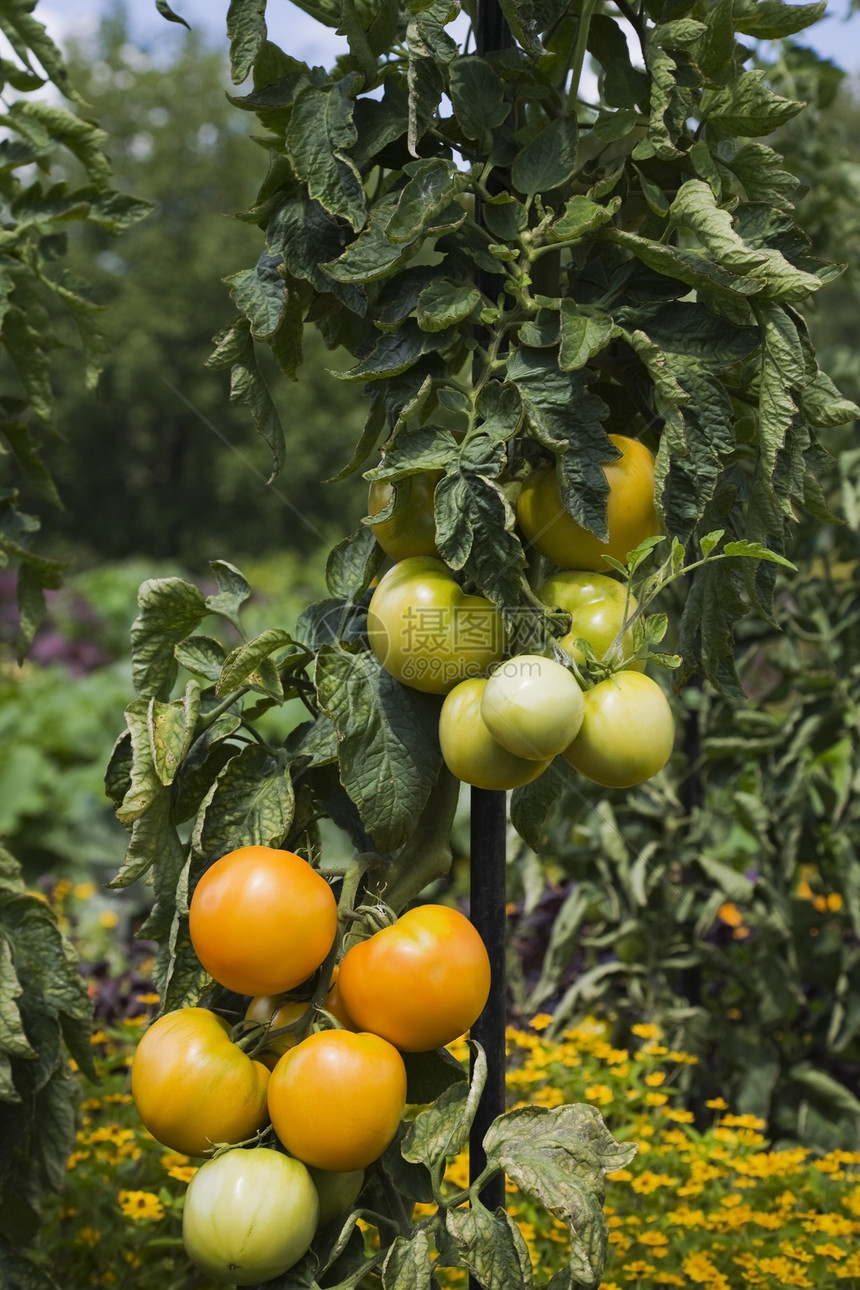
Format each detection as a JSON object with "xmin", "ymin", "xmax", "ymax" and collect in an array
[
  {"xmin": 130, "ymin": 845, "xmax": 491, "ymax": 1283},
  {"xmin": 367, "ymin": 437, "xmax": 674, "ymax": 792}
]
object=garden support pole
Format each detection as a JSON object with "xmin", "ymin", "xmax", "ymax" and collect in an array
[
  {"xmin": 469, "ymin": 0, "xmax": 512, "ymax": 1240},
  {"xmin": 469, "ymin": 786, "xmax": 507, "ymax": 1217}
]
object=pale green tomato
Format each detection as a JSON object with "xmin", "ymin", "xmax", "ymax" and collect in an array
[
  {"xmin": 535, "ymin": 571, "xmax": 644, "ymax": 671},
  {"xmin": 182, "ymin": 1148, "xmax": 319, "ymax": 1286},
  {"xmin": 481, "ymin": 654, "xmax": 584, "ymax": 760},
  {"xmin": 307, "ymin": 1166, "xmax": 365, "ymax": 1229},
  {"xmin": 367, "ymin": 471, "xmax": 441, "ymax": 561},
  {"xmin": 439, "ymin": 678, "xmax": 550, "ymax": 790},
  {"xmin": 367, "ymin": 557, "xmax": 504, "ymax": 695},
  {"xmin": 562, "ymin": 671, "xmax": 674, "ymax": 788}
]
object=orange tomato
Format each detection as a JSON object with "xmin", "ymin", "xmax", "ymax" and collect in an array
[{"xmin": 189, "ymin": 846, "xmax": 337, "ymax": 997}]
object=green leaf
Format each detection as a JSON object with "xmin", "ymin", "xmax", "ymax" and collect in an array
[
  {"xmin": 483, "ymin": 1104, "xmax": 637, "ymax": 1289},
  {"xmin": 206, "ymin": 560, "xmax": 252, "ymax": 628},
  {"xmin": 700, "ymin": 70, "xmax": 805, "ymax": 137},
  {"xmin": 733, "ymin": 0, "xmax": 826, "ymax": 38},
  {"xmin": 207, "ymin": 316, "xmax": 285, "ymax": 481},
  {"xmin": 155, "ymin": 0, "xmax": 191, "ymax": 26},
  {"xmin": 364, "ymin": 427, "xmax": 459, "ymax": 481},
  {"xmin": 511, "ymin": 115, "xmax": 578, "ymax": 196},
  {"xmin": 417, "ymin": 279, "xmax": 481, "ymax": 333},
  {"xmin": 448, "ymin": 56, "xmax": 509, "ymax": 142},
  {"xmin": 476, "ymin": 381, "xmax": 524, "ymax": 443},
  {"xmin": 434, "ymin": 462, "xmax": 526, "ymax": 609},
  {"xmin": 401, "ymin": 1044, "xmax": 487, "ymax": 1169},
  {"xmin": 447, "ymin": 1204, "xmax": 531, "ymax": 1289},
  {"xmin": 549, "ymin": 195, "xmax": 620, "ymax": 244},
  {"xmin": 559, "ymin": 304, "xmax": 614, "ymax": 372},
  {"xmin": 382, "ymin": 1229, "xmax": 435, "ymax": 1290},
  {"xmin": 148, "ymin": 682, "xmax": 201, "ymax": 787},
  {"xmin": 174, "ymin": 636, "xmax": 228, "ymax": 684},
  {"xmin": 402, "ymin": 1047, "xmax": 467, "ymax": 1105},
  {"xmin": 315, "ymin": 647, "xmax": 444, "ymax": 851},
  {"xmin": 12, "ymin": 100, "xmax": 110, "ymax": 184},
  {"xmin": 218, "ymin": 629, "xmax": 297, "ymax": 694},
  {"xmin": 0, "ymin": 3, "xmax": 82, "ymax": 101},
  {"xmin": 386, "ymin": 158, "xmax": 469, "ymax": 244},
  {"xmin": 226, "ymin": 259, "xmax": 286, "ymax": 341},
  {"xmin": 192, "ymin": 744, "xmax": 295, "ymax": 859},
  {"xmin": 326, "ymin": 524, "xmax": 384, "ymax": 599},
  {"xmin": 510, "ymin": 758, "xmax": 566, "ymax": 854},
  {"xmin": 287, "ymin": 78, "xmax": 366, "ymax": 232},
  {"xmin": 336, "ymin": 322, "xmax": 444, "ymax": 382},
  {"xmin": 323, "ymin": 199, "xmax": 417, "ymax": 285},
  {"xmin": 130, "ymin": 577, "xmax": 208, "ymax": 701},
  {"xmin": 227, "ymin": 0, "xmax": 268, "ymax": 83}
]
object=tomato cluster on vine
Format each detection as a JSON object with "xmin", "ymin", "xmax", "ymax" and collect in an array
[
  {"xmin": 129, "ymin": 845, "xmax": 490, "ymax": 1283},
  {"xmin": 367, "ymin": 436, "xmax": 675, "ymax": 793}
]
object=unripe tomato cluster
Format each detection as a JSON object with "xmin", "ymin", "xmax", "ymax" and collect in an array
[
  {"xmin": 130, "ymin": 846, "xmax": 491, "ymax": 1283},
  {"xmin": 366, "ymin": 437, "xmax": 674, "ymax": 792}
]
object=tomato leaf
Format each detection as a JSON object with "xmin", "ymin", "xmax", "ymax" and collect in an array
[
  {"xmin": 147, "ymin": 681, "xmax": 201, "ymax": 787},
  {"xmin": 510, "ymin": 758, "xmax": 566, "ymax": 853},
  {"xmin": 286, "ymin": 77, "xmax": 366, "ymax": 232},
  {"xmin": 315, "ymin": 647, "xmax": 443, "ymax": 851},
  {"xmin": 191, "ymin": 744, "xmax": 295, "ymax": 859},
  {"xmin": 401, "ymin": 1046, "xmax": 467, "ymax": 1105},
  {"xmin": 382, "ymin": 1228, "xmax": 435, "ymax": 1290},
  {"xmin": 130, "ymin": 576, "xmax": 208, "ymax": 701},
  {"xmin": 445, "ymin": 1203, "xmax": 532, "ymax": 1290},
  {"xmin": 401, "ymin": 1043, "xmax": 486, "ymax": 1170}
]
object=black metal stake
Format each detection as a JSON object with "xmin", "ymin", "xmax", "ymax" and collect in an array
[
  {"xmin": 468, "ymin": 0, "xmax": 513, "ymax": 1262},
  {"xmin": 469, "ymin": 786, "xmax": 507, "ymax": 1216}
]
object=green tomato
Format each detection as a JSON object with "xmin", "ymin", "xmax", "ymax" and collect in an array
[
  {"xmin": 307, "ymin": 1166, "xmax": 365, "ymax": 1229},
  {"xmin": 536, "ymin": 571, "xmax": 644, "ymax": 671},
  {"xmin": 562, "ymin": 671, "xmax": 674, "ymax": 788},
  {"xmin": 367, "ymin": 471, "xmax": 441, "ymax": 561},
  {"xmin": 439, "ymin": 677, "xmax": 550, "ymax": 790},
  {"xmin": 367, "ymin": 556, "xmax": 504, "ymax": 695},
  {"xmin": 182, "ymin": 1147, "xmax": 319, "ymax": 1286},
  {"xmin": 481, "ymin": 654, "xmax": 584, "ymax": 760}
]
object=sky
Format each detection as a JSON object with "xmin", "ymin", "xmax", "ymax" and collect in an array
[{"xmin": 35, "ymin": 0, "xmax": 860, "ymax": 76}]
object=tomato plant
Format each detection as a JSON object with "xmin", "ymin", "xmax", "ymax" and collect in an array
[
  {"xmin": 562, "ymin": 671, "xmax": 675, "ymax": 789},
  {"xmin": 481, "ymin": 654, "xmax": 585, "ymax": 760},
  {"xmin": 189, "ymin": 846, "xmax": 337, "ymax": 997},
  {"xmin": 130, "ymin": 1008, "xmax": 270, "ymax": 1158},
  {"xmin": 536, "ymin": 571, "xmax": 644, "ymax": 672},
  {"xmin": 182, "ymin": 1147, "xmax": 318, "ymax": 1285},
  {"xmin": 439, "ymin": 677, "xmax": 550, "ymax": 790},
  {"xmin": 267, "ymin": 1030, "xmax": 407, "ymax": 1172},
  {"xmin": 516, "ymin": 436, "xmax": 660, "ymax": 572},
  {"xmin": 338, "ymin": 904, "xmax": 491, "ymax": 1052},
  {"xmin": 367, "ymin": 470, "xmax": 441, "ymax": 560},
  {"xmin": 366, "ymin": 556, "xmax": 504, "ymax": 694}
]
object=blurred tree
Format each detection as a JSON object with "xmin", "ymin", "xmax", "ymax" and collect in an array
[{"xmin": 49, "ymin": 7, "xmax": 367, "ymax": 568}]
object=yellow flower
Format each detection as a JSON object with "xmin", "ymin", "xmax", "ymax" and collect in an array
[
  {"xmin": 607, "ymin": 1169, "xmax": 633, "ymax": 1183},
  {"xmin": 637, "ymin": 1230, "xmax": 669, "ymax": 1247},
  {"xmin": 529, "ymin": 1013, "xmax": 553, "ymax": 1031},
  {"xmin": 167, "ymin": 1165, "xmax": 198, "ymax": 1183},
  {"xmin": 663, "ymin": 1108, "xmax": 695, "ymax": 1124},
  {"xmin": 99, "ymin": 911, "xmax": 119, "ymax": 929},
  {"xmin": 135, "ymin": 991, "xmax": 161, "ymax": 1006},
  {"xmin": 73, "ymin": 882, "xmax": 96, "ymax": 901},
  {"xmin": 117, "ymin": 1190, "xmax": 164, "ymax": 1221},
  {"xmin": 644, "ymin": 1091, "xmax": 668, "ymax": 1106},
  {"xmin": 683, "ymin": 1251, "xmax": 730, "ymax": 1289},
  {"xmin": 76, "ymin": 1228, "xmax": 101, "ymax": 1247},
  {"xmin": 630, "ymin": 1171, "xmax": 679, "ymax": 1195},
  {"xmin": 631, "ymin": 1023, "xmax": 662, "ymax": 1040},
  {"xmin": 706, "ymin": 1097, "xmax": 729, "ymax": 1110},
  {"xmin": 643, "ymin": 1071, "xmax": 666, "ymax": 1087},
  {"xmin": 827, "ymin": 892, "xmax": 843, "ymax": 912},
  {"xmin": 584, "ymin": 1084, "xmax": 613, "ymax": 1105}
]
